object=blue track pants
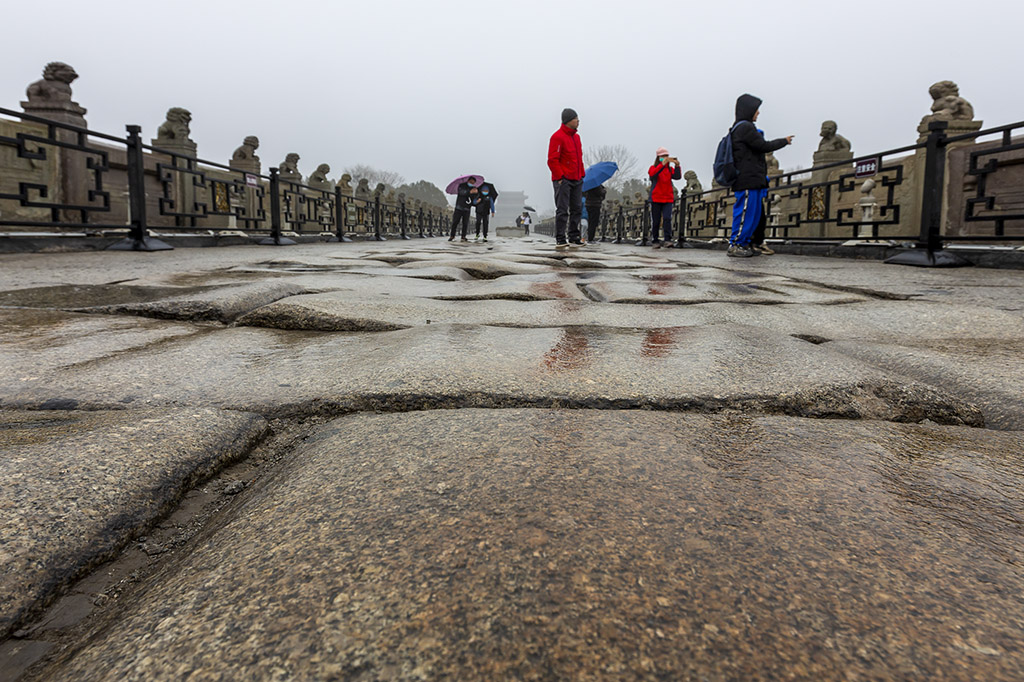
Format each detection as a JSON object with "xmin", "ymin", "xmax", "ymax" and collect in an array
[{"xmin": 730, "ymin": 189, "xmax": 768, "ymax": 246}]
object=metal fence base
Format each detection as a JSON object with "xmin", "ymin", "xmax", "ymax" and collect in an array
[
  {"xmin": 884, "ymin": 249, "xmax": 972, "ymax": 267},
  {"xmin": 106, "ymin": 236, "xmax": 173, "ymax": 251},
  {"xmin": 257, "ymin": 236, "xmax": 297, "ymax": 246}
]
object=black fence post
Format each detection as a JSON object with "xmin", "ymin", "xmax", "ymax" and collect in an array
[
  {"xmin": 636, "ymin": 201, "xmax": 650, "ymax": 246},
  {"xmin": 334, "ymin": 187, "xmax": 352, "ymax": 242},
  {"xmin": 613, "ymin": 206, "xmax": 623, "ymax": 244},
  {"xmin": 259, "ymin": 167, "xmax": 295, "ymax": 246},
  {"xmin": 885, "ymin": 121, "xmax": 968, "ymax": 267},
  {"xmin": 400, "ymin": 199, "xmax": 411, "ymax": 239},
  {"xmin": 676, "ymin": 193, "xmax": 692, "ymax": 248},
  {"xmin": 418, "ymin": 208, "xmax": 425, "ymax": 238},
  {"xmin": 108, "ymin": 125, "xmax": 172, "ymax": 251},
  {"xmin": 373, "ymin": 195, "xmax": 385, "ymax": 241}
]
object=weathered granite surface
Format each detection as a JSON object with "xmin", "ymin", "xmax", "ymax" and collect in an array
[
  {"xmin": 42, "ymin": 410, "xmax": 1024, "ymax": 681},
  {"xmin": 0, "ymin": 323, "xmax": 983, "ymax": 426},
  {"xmin": 0, "ymin": 239, "xmax": 1021, "ymax": 680},
  {"xmin": 0, "ymin": 408, "xmax": 268, "ymax": 638}
]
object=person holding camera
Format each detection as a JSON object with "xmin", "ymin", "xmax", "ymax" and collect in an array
[{"xmin": 648, "ymin": 148, "xmax": 682, "ymax": 248}]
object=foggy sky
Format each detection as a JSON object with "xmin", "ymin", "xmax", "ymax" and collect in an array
[{"xmin": 2, "ymin": 0, "xmax": 1022, "ymax": 215}]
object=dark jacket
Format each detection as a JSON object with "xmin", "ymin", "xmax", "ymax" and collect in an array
[
  {"xmin": 583, "ymin": 185, "xmax": 606, "ymax": 206},
  {"xmin": 731, "ymin": 94, "xmax": 788, "ymax": 191},
  {"xmin": 473, "ymin": 183, "xmax": 498, "ymax": 215},
  {"xmin": 547, "ymin": 124, "xmax": 584, "ymax": 181},
  {"xmin": 648, "ymin": 162, "xmax": 682, "ymax": 203},
  {"xmin": 454, "ymin": 182, "xmax": 476, "ymax": 212}
]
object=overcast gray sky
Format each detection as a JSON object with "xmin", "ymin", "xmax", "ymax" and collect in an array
[{"xmin": 3, "ymin": 0, "xmax": 1022, "ymax": 214}]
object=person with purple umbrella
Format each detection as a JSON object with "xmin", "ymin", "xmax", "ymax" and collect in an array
[{"xmin": 449, "ymin": 176, "xmax": 478, "ymax": 242}]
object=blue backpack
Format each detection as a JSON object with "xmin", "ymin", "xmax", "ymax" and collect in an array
[{"xmin": 713, "ymin": 123, "xmax": 741, "ymax": 188}]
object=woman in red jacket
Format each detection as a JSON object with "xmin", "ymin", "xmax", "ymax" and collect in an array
[{"xmin": 648, "ymin": 147, "xmax": 682, "ymax": 248}]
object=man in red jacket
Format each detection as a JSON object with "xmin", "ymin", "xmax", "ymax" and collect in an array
[{"xmin": 547, "ymin": 108, "xmax": 584, "ymax": 248}]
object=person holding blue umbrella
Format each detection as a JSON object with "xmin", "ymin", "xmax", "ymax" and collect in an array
[{"xmin": 582, "ymin": 161, "xmax": 617, "ymax": 243}]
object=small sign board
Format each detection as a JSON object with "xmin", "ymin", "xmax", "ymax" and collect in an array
[
  {"xmin": 854, "ymin": 158, "xmax": 879, "ymax": 178},
  {"xmin": 245, "ymin": 173, "xmax": 260, "ymax": 188}
]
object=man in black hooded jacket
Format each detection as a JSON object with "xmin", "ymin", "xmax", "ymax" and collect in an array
[{"xmin": 728, "ymin": 94, "xmax": 793, "ymax": 257}]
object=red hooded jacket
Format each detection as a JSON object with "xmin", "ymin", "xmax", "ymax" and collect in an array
[
  {"xmin": 548, "ymin": 124, "xmax": 584, "ymax": 181},
  {"xmin": 648, "ymin": 161, "xmax": 682, "ymax": 203}
]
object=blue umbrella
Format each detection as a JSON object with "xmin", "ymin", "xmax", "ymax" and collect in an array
[{"xmin": 582, "ymin": 161, "xmax": 618, "ymax": 192}]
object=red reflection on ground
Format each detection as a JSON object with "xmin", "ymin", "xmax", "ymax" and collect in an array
[
  {"xmin": 543, "ymin": 328, "xmax": 592, "ymax": 372},
  {"xmin": 641, "ymin": 327, "xmax": 680, "ymax": 358},
  {"xmin": 528, "ymin": 281, "xmax": 572, "ymax": 299},
  {"xmin": 645, "ymin": 273, "xmax": 675, "ymax": 296}
]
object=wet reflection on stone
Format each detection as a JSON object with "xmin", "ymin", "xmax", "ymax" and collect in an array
[
  {"xmin": 640, "ymin": 327, "xmax": 681, "ymax": 358},
  {"xmin": 543, "ymin": 328, "xmax": 593, "ymax": 372}
]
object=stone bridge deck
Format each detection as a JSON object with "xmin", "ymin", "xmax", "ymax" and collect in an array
[{"xmin": 1, "ymin": 237, "xmax": 1022, "ymax": 680}]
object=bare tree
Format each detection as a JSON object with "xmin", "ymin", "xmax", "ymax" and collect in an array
[
  {"xmin": 583, "ymin": 144, "xmax": 639, "ymax": 188},
  {"xmin": 342, "ymin": 164, "xmax": 406, "ymax": 189}
]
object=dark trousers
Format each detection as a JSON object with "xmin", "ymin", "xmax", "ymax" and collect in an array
[
  {"xmin": 586, "ymin": 204, "xmax": 601, "ymax": 241},
  {"xmin": 474, "ymin": 212, "xmax": 489, "ymax": 238},
  {"xmin": 651, "ymin": 201, "xmax": 673, "ymax": 241},
  {"xmin": 450, "ymin": 209, "xmax": 469, "ymax": 239},
  {"xmin": 553, "ymin": 179, "xmax": 582, "ymax": 243}
]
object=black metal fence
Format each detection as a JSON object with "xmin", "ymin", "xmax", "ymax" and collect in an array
[
  {"xmin": 4, "ymin": 104, "xmax": 1022, "ymax": 261},
  {"xmin": 0, "ymin": 107, "xmax": 449, "ymax": 250}
]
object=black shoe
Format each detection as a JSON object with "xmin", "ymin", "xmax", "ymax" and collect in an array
[
  {"xmin": 569, "ymin": 239, "xmax": 584, "ymax": 246},
  {"xmin": 555, "ymin": 241, "xmax": 569, "ymax": 250},
  {"xmin": 448, "ymin": 236, "xmax": 454, "ymax": 241}
]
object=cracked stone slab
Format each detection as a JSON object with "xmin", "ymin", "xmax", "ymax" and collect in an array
[
  {"xmin": 583, "ymin": 279, "xmax": 868, "ymax": 305},
  {"xmin": 0, "ymin": 309, "xmax": 202, "ymax": 384},
  {"xmin": 828, "ymin": 339, "xmax": 1024, "ymax": 431},
  {"xmin": 398, "ymin": 259, "xmax": 557, "ymax": 279},
  {"xmin": 0, "ymin": 324, "xmax": 983, "ymax": 427},
  {"xmin": 41, "ymin": 410, "xmax": 1024, "ymax": 681},
  {"xmin": 246, "ymin": 272, "xmax": 590, "ymax": 303},
  {"xmin": 78, "ymin": 281, "xmax": 311, "ymax": 323},
  {"xmin": 0, "ymin": 407, "xmax": 268, "ymax": 638}
]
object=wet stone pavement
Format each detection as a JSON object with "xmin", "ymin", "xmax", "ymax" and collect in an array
[{"xmin": 0, "ymin": 237, "xmax": 1022, "ymax": 681}]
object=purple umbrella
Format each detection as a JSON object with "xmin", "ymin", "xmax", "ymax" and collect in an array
[{"xmin": 446, "ymin": 174, "xmax": 484, "ymax": 194}]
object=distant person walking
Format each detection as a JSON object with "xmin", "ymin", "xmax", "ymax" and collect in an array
[
  {"xmin": 648, "ymin": 148, "xmax": 682, "ymax": 248},
  {"xmin": 449, "ymin": 176, "xmax": 478, "ymax": 242},
  {"xmin": 583, "ymin": 184, "xmax": 606, "ymax": 243},
  {"xmin": 728, "ymin": 94, "xmax": 792, "ymax": 257},
  {"xmin": 547, "ymin": 108, "xmax": 585, "ymax": 248},
  {"xmin": 521, "ymin": 212, "xmax": 532, "ymax": 235},
  {"xmin": 473, "ymin": 182, "xmax": 498, "ymax": 241}
]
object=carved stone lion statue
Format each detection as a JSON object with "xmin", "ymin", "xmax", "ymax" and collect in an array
[
  {"xmin": 156, "ymin": 108, "xmax": 194, "ymax": 144},
  {"xmin": 355, "ymin": 178, "xmax": 372, "ymax": 199},
  {"xmin": 279, "ymin": 153, "xmax": 301, "ymax": 181},
  {"xmin": 374, "ymin": 183, "xmax": 387, "ymax": 199},
  {"xmin": 25, "ymin": 62, "xmax": 80, "ymax": 105},
  {"xmin": 923, "ymin": 80, "xmax": 975, "ymax": 123},
  {"xmin": 817, "ymin": 120, "xmax": 851, "ymax": 152},
  {"xmin": 232, "ymin": 136, "xmax": 260, "ymax": 162},
  {"xmin": 683, "ymin": 170, "xmax": 703, "ymax": 195},
  {"xmin": 337, "ymin": 173, "xmax": 353, "ymax": 195},
  {"xmin": 307, "ymin": 163, "xmax": 333, "ymax": 189}
]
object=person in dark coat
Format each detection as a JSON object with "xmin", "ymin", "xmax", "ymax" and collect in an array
[
  {"xmin": 728, "ymin": 94, "xmax": 792, "ymax": 257},
  {"xmin": 583, "ymin": 184, "xmax": 607, "ymax": 243},
  {"xmin": 473, "ymin": 182, "xmax": 498, "ymax": 241},
  {"xmin": 449, "ymin": 176, "xmax": 478, "ymax": 241}
]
